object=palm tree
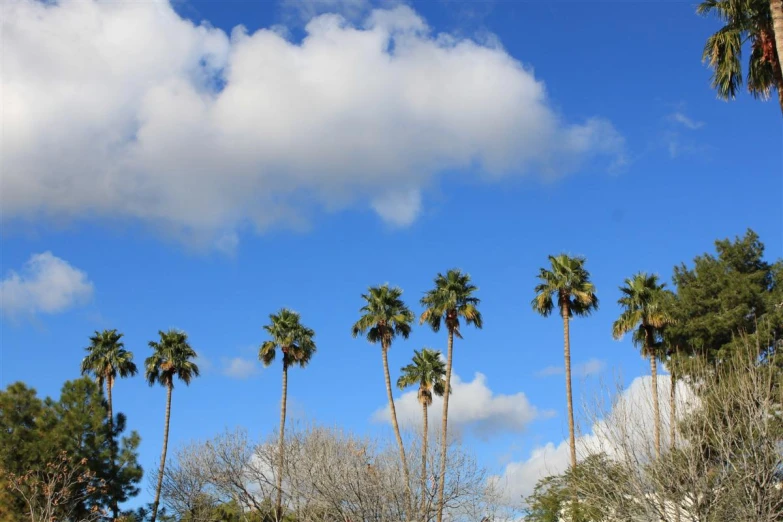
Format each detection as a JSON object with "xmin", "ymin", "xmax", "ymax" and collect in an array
[
  {"xmin": 397, "ymin": 348, "xmax": 447, "ymax": 522},
  {"xmin": 352, "ymin": 284, "xmax": 415, "ymax": 515},
  {"xmin": 80, "ymin": 329, "xmax": 137, "ymax": 428},
  {"xmin": 698, "ymin": 0, "xmax": 783, "ymax": 113},
  {"xmin": 420, "ymin": 269, "xmax": 482, "ymax": 522},
  {"xmin": 145, "ymin": 329, "xmax": 200, "ymax": 522},
  {"xmin": 532, "ymin": 255, "xmax": 599, "ymax": 470},
  {"xmin": 80, "ymin": 328, "xmax": 137, "ymax": 521},
  {"xmin": 612, "ymin": 273, "xmax": 673, "ymax": 458},
  {"xmin": 260, "ymin": 308, "xmax": 316, "ymax": 521}
]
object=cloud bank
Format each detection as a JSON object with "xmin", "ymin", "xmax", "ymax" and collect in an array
[
  {"xmin": 0, "ymin": 252, "xmax": 94, "ymax": 317},
  {"xmin": 3, "ymin": 0, "xmax": 624, "ymax": 249},
  {"xmin": 372, "ymin": 372, "xmax": 553, "ymax": 439}
]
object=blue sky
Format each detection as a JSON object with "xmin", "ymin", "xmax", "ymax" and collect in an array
[{"xmin": 1, "ymin": 0, "xmax": 782, "ymax": 509}]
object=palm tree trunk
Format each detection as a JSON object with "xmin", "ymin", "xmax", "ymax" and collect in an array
[
  {"xmin": 769, "ymin": 0, "xmax": 783, "ymax": 113},
  {"xmin": 420, "ymin": 401, "xmax": 429, "ymax": 522},
  {"xmin": 150, "ymin": 383, "xmax": 173, "ymax": 522},
  {"xmin": 435, "ymin": 328, "xmax": 454, "ymax": 522},
  {"xmin": 106, "ymin": 375, "xmax": 118, "ymax": 521},
  {"xmin": 382, "ymin": 341, "xmax": 414, "ymax": 518},
  {"xmin": 106, "ymin": 375, "xmax": 114, "ymax": 427},
  {"xmin": 650, "ymin": 354, "xmax": 661, "ymax": 458},
  {"xmin": 276, "ymin": 363, "xmax": 288, "ymax": 522},
  {"xmin": 561, "ymin": 306, "xmax": 577, "ymax": 469}
]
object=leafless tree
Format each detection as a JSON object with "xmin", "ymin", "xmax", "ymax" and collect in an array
[
  {"xmin": 561, "ymin": 342, "xmax": 783, "ymax": 522},
  {"xmin": 160, "ymin": 424, "xmax": 517, "ymax": 522},
  {"xmin": 6, "ymin": 451, "xmax": 107, "ymax": 522}
]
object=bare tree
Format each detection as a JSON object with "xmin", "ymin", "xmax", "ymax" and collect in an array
[
  {"xmin": 545, "ymin": 341, "xmax": 783, "ymax": 522},
  {"xmin": 159, "ymin": 424, "xmax": 516, "ymax": 522},
  {"xmin": 6, "ymin": 451, "xmax": 107, "ymax": 522}
]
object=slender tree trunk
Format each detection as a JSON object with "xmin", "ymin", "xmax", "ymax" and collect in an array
[
  {"xmin": 670, "ymin": 369, "xmax": 681, "ymax": 522},
  {"xmin": 669, "ymin": 370, "xmax": 676, "ymax": 448},
  {"xmin": 435, "ymin": 327, "xmax": 454, "ymax": 522},
  {"xmin": 276, "ymin": 362, "xmax": 288, "ymax": 522},
  {"xmin": 562, "ymin": 305, "xmax": 577, "ymax": 469},
  {"xmin": 106, "ymin": 375, "xmax": 118, "ymax": 521},
  {"xmin": 106, "ymin": 375, "xmax": 114, "ymax": 427},
  {"xmin": 382, "ymin": 341, "xmax": 414, "ymax": 518},
  {"xmin": 650, "ymin": 354, "xmax": 661, "ymax": 458},
  {"xmin": 420, "ymin": 401, "xmax": 429, "ymax": 522},
  {"xmin": 150, "ymin": 383, "xmax": 173, "ymax": 522},
  {"xmin": 769, "ymin": 0, "xmax": 783, "ymax": 114}
]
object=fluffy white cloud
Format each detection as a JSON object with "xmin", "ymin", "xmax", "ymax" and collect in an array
[
  {"xmin": 222, "ymin": 357, "xmax": 259, "ymax": 379},
  {"xmin": 536, "ymin": 358, "xmax": 606, "ymax": 378},
  {"xmin": 0, "ymin": 252, "xmax": 94, "ymax": 317},
  {"xmin": 372, "ymin": 372, "xmax": 552, "ymax": 439},
  {"xmin": 3, "ymin": 0, "xmax": 624, "ymax": 249},
  {"xmin": 493, "ymin": 375, "xmax": 696, "ymax": 503}
]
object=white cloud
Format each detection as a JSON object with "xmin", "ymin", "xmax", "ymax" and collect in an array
[
  {"xmin": 3, "ymin": 1, "xmax": 624, "ymax": 249},
  {"xmin": 493, "ymin": 375, "xmax": 695, "ymax": 502},
  {"xmin": 281, "ymin": 0, "xmax": 369, "ymax": 24},
  {"xmin": 194, "ymin": 352, "xmax": 215, "ymax": 374},
  {"xmin": 669, "ymin": 112, "xmax": 704, "ymax": 130},
  {"xmin": 372, "ymin": 372, "xmax": 552, "ymax": 439},
  {"xmin": 536, "ymin": 358, "xmax": 606, "ymax": 378},
  {"xmin": 222, "ymin": 357, "xmax": 259, "ymax": 379},
  {"xmin": 0, "ymin": 252, "xmax": 94, "ymax": 317}
]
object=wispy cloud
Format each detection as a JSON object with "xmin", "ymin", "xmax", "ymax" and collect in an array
[
  {"xmin": 221, "ymin": 357, "xmax": 259, "ymax": 380},
  {"xmin": 669, "ymin": 112, "xmax": 704, "ymax": 130},
  {"xmin": 537, "ymin": 358, "xmax": 606, "ymax": 378}
]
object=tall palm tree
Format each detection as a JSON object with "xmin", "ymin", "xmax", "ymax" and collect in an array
[
  {"xmin": 532, "ymin": 255, "xmax": 599, "ymax": 470},
  {"xmin": 352, "ymin": 284, "xmax": 415, "ymax": 515},
  {"xmin": 698, "ymin": 0, "xmax": 783, "ymax": 113},
  {"xmin": 145, "ymin": 329, "xmax": 200, "ymax": 522},
  {"xmin": 260, "ymin": 308, "xmax": 316, "ymax": 522},
  {"xmin": 420, "ymin": 269, "xmax": 482, "ymax": 522},
  {"xmin": 80, "ymin": 328, "xmax": 137, "ymax": 521},
  {"xmin": 80, "ymin": 329, "xmax": 137, "ymax": 428},
  {"xmin": 397, "ymin": 349, "xmax": 447, "ymax": 522},
  {"xmin": 612, "ymin": 273, "xmax": 673, "ymax": 458}
]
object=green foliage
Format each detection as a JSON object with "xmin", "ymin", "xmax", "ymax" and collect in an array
[
  {"xmin": 612, "ymin": 273, "xmax": 673, "ymax": 358},
  {"xmin": 420, "ymin": 269, "xmax": 482, "ymax": 336},
  {"xmin": 397, "ymin": 348, "xmax": 448, "ymax": 406},
  {"xmin": 352, "ymin": 284, "xmax": 414, "ymax": 348},
  {"xmin": 0, "ymin": 379, "xmax": 142, "ymax": 521},
  {"xmin": 146, "ymin": 330, "xmax": 200, "ymax": 389},
  {"xmin": 698, "ymin": 0, "xmax": 783, "ymax": 104},
  {"xmin": 669, "ymin": 229, "xmax": 782, "ymax": 365},
  {"xmin": 524, "ymin": 455, "xmax": 619, "ymax": 522},
  {"xmin": 81, "ymin": 329, "xmax": 138, "ymax": 388},
  {"xmin": 532, "ymin": 254, "xmax": 599, "ymax": 318},
  {"xmin": 259, "ymin": 308, "xmax": 316, "ymax": 369}
]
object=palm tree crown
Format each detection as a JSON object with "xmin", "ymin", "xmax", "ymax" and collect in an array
[
  {"xmin": 397, "ymin": 349, "xmax": 448, "ymax": 406},
  {"xmin": 612, "ymin": 273, "xmax": 673, "ymax": 356},
  {"xmin": 419, "ymin": 269, "xmax": 482, "ymax": 336},
  {"xmin": 532, "ymin": 254, "xmax": 599, "ymax": 318},
  {"xmin": 698, "ymin": 0, "xmax": 783, "ymax": 111},
  {"xmin": 145, "ymin": 330, "xmax": 200, "ymax": 389},
  {"xmin": 352, "ymin": 284, "xmax": 414, "ymax": 347},
  {"xmin": 260, "ymin": 308, "xmax": 316, "ymax": 369},
  {"xmin": 81, "ymin": 329, "xmax": 137, "ymax": 386}
]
